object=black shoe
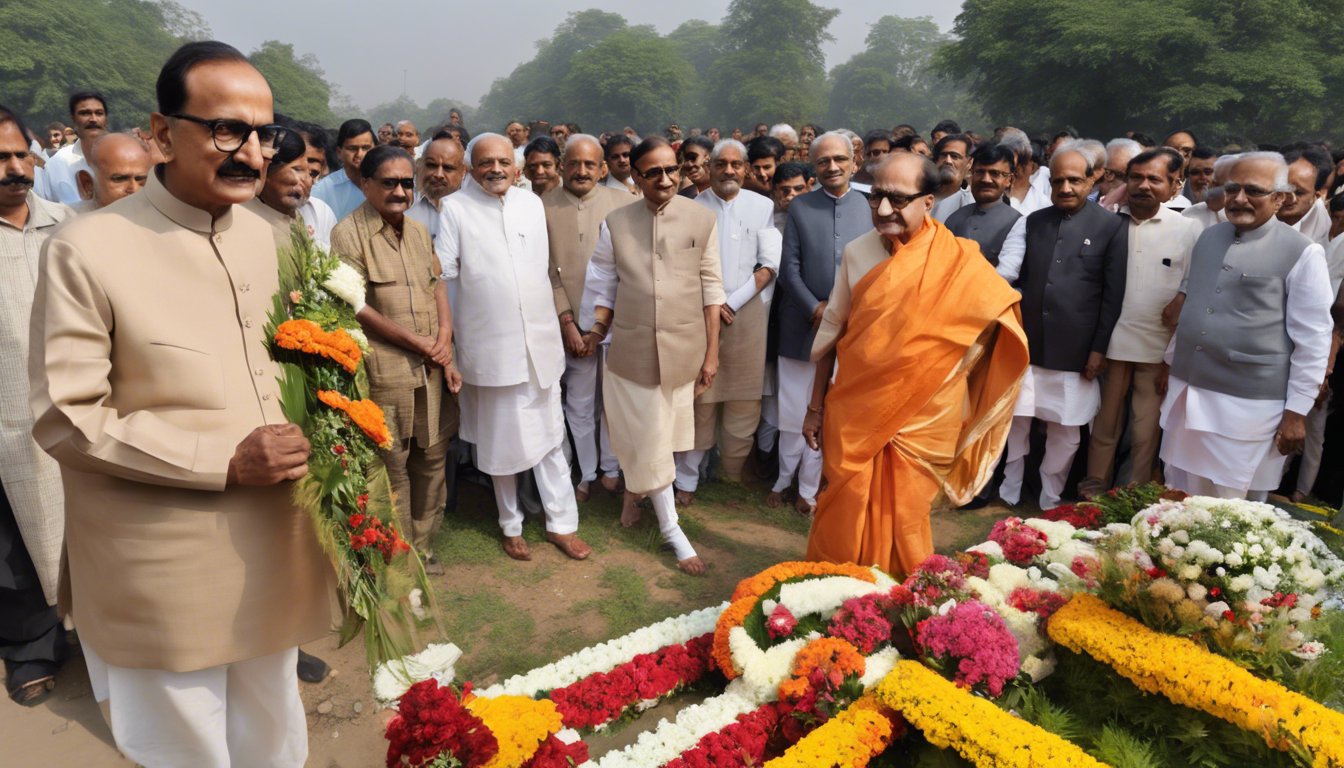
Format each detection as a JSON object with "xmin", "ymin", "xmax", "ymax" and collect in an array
[{"xmin": 297, "ymin": 649, "xmax": 331, "ymax": 683}]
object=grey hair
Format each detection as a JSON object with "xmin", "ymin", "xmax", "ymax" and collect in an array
[
  {"xmin": 710, "ymin": 138, "xmax": 748, "ymax": 163},
  {"xmin": 1234, "ymin": 151, "xmax": 1291, "ymax": 191},
  {"xmin": 996, "ymin": 128, "xmax": 1031, "ymax": 161},
  {"xmin": 1059, "ymin": 138, "xmax": 1105, "ymax": 171},
  {"xmin": 768, "ymin": 123, "xmax": 798, "ymax": 143},
  {"xmin": 562, "ymin": 133, "xmax": 602, "ymax": 160},
  {"xmin": 465, "ymin": 132, "xmax": 510, "ymax": 162},
  {"xmin": 812, "ymin": 131, "xmax": 854, "ymax": 158},
  {"xmin": 395, "ymin": 119, "xmax": 416, "ymax": 131},
  {"xmin": 1105, "ymin": 138, "xmax": 1143, "ymax": 163},
  {"xmin": 1212, "ymin": 152, "xmax": 1242, "ymax": 181}
]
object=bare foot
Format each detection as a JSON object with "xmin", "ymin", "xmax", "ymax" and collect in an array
[
  {"xmin": 675, "ymin": 489, "xmax": 695, "ymax": 507},
  {"xmin": 545, "ymin": 532, "xmax": 592, "ymax": 560},
  {"xmin": 677, "ymin": 556, "xmax": 706, "ymax": 576},
  {"xmin": 502, "ymin": 536, "xmax": 531, "ymax": 561},
  {"xmin": 422, "ymin": 557, "xmax": 446, "ymax": 576},
  {"xmin": 766, "ymin": 491, "xmax": 783, "ymax": 508},
  {"xmin": 1290, "ymin": 491, "xmax": 1307, "ymax": 504},
  {"xmin": 600, "ymin": 475, "xmax": 623, "ymax": 494},
  {"xmin": 575, "ymin": 481, "xmax": 591, "ymax": 503},
  {"xmin": 794, "ymin": 497, "xmax": 816, "ymax": 517},
  {"xmin": 620, "ymin": 491, "xmax": 642, "ymax": 527}
]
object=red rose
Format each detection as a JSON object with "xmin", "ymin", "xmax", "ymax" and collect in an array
[
  {"xmin": 332, "ymin": 444, "xmax": 346, "ymax": 455},
  {"xmin": 349, "ymin": 513, "xmax": 366, "ymax": 528}
]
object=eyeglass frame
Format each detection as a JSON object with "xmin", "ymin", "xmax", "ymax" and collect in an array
[
  {"xmin": 169, "ymin": 113, "xmax": 287, "ymax": 155},
  {"xmin": 370, "ymin": 176, "xmax": 415, "ymax": 190},
  {"xmin": 636, "ymin": 164, "xmax": 681, "ymax": 181},
  {"xmin": 1222, "ymin": 182, "xmax": 1278, "ymax": 199},
  {"xmin": 867, "ymin": 187, "xmax": 931, "ymax": 210}
]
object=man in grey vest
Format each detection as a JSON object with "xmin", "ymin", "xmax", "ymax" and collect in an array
[
  {"xmin": 771, "ymin": 132, "xmax": 872, "ymax": 514},
  {"xmin": 944, "ymin": 141, "xmax": 1021, "ymax": 266},
  {"xmin": 1159, "ymin": 152, "xmax": 1333, "ymax": 499},
  {"xmin": 997, "ymin": 148, "xmax": 1128, "ymax": 509}
]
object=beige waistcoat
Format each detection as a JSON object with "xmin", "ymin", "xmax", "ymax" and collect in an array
[
  {"xmin": 29, "ymin": 172, "xmax": 333, "ymax": 672},
  {"xmin": 543, "ymin": 184, "xmax": 631, "ymax": 319},
  {"xmin": 604, "ymin": 196, "xmax": 725, "ymax": 387}
]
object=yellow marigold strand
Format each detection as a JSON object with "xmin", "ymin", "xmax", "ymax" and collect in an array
[
  {"xmin": 876, "ymin": 661, "xmax": 1108, "ymax": 767},
  {"xmin": 1048, "ymin": 594, "xmax": 1344, "ymax": 767},
  {"xmin": 274, "ymin": 318, "xmax": 362, "ymax": 373},
  {"xmin": 317, "ymin": 390, "xmax": 393, "ymax": 449},
  {"xmin": 466, "ymin": 695, "xmax": 563, "ymax": 768},
  {"xmin": 764, "ymin": 693, "xmax": 896, "ymax": 768}
]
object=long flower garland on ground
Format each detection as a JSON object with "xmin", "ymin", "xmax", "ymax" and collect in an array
[{"xmin": 1049, "ymin": 593, "xmax": 1344, "ymax": 766}]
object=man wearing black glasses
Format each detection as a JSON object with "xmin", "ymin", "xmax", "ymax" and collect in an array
[
  {"xmin": 1160, "ymin": 152, "xmax": 1333, "ymax": 501},
  {"xmin": 330, "ymin": 144, "xmax": 459, "ymax": 576},
  {"xmin": 30, "ymin": 41, "xmax": 330, "ymax": 766}
]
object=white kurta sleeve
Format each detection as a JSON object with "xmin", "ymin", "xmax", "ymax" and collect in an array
[
  {"xmin": 580, "ymin": 222, "xmax": 618, "ymax": 326},
  {"xmin": 435, "ymin": 202, "xmax": 461, "ymax": 281},
  {"xmin": 1284, "ymin": 243, "xmax": 1334, "ymax": 415},
  {"xmin": 726, "ymin": 213, "xmax": 782, "ymax": 312},
  {"xmin": 996, "ymin": 216, "xmax": 1027, "ymax": 284}
]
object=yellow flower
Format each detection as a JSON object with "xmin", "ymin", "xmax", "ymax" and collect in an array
[
  {"xmin": 465, "ymin": 695, "xmax": 562, "ymax": 768},
  {"xmin": 1048, "ymin": 594, "xmax": 1344, "ymax": 767},
  {"xmin": 874, "ymin": 661, "xmax": 1106, "ymax": 767},
  {"xmin": 764, "ymin": 693, "xmax": 895, "ymax": 768}
]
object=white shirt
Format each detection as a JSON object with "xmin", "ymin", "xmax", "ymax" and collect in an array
[
  {"xmin": 296, "ymin": 197, "xmax": 336, "ymax": 248},
  {"xmin": 1007, "ymin": 184, "xmax": 1051, "ymax": 217},
  {"xmin": 310, "ymin": 169, "xmax": 365, "ymax": 222},
  {"xmin": 1287, "ymin": 198, "xmax": 1331, "ymax": 244},
  {"xmin": 1326, "ymin": 234, "xmax": 1344, "ymax": 296},
  {"xmin": 995, "ymin": 216, "xmax": 1029, "ymax": 283},
  {"xmin": 603, "ymin": 174, "xmax": 637, "ymax": 195},
  {"xmin": 42, "ymin": 141, "xmax": 89, "ymax": 205},
  {"xmin": 1030, "ymin": 166, "xmax": 1052, "ymax": 198},
  {"xmin": 930, "ymin": 187, "xmax": 975, "ymax": 222},
  {"xmin": 1106, "ymin": 205, "xmax": 1202, "ymax": 363},
  {"xmin": 438, "ymin": 176, "xmax": 564, "ymax": 389},
  {"xmin": 1168, "ymin": 194, "xmax": 1193, "ymax": 209},
  {"xmin": 849, "ymin": 181, "xmax": 872, "ymax": 194},
  {"xmin": 1162, "ymin": 237, "xmax": 1332, "ymax": 441},
  {"xmin": 405, "ymin": 194, "xmax": 442, "ymax": 242},
  {"xmin": 695, "ymin": 189, "xmax": 782, "ymax": 311},
  {"xmin": 1182, "ymin": 202, "xmax": 1224, "ymax": 231}
]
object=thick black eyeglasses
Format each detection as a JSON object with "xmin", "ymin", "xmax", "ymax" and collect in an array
[
  {"xmin": 868, "ymin": 188, "xmax": 929, "ymax": 210},
  {"xmin": 372, "ymin": 177, "xmax": 415, "ymax": 190},
  {"xmin": 637, "ymin": 165, "xmax": 681, "ymax": 181},
  {"xmin": 170, "ymin": 113, "xmax": 287, "ymax": 154}
]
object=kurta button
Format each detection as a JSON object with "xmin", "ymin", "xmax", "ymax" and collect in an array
[
  {"xmin": 1055, "ymin": 259, "xmax": 1061, "ymax": 263},
  {"xmin": 1206, "ymin": 308, "xmax": 1213, "ymax": 313},
  {"xmin": 212, "ymin": 233, "xmax": 222, "ymax": 244},
  {"xmin": 1200, "ymin": 331, "xmax": 1207, "ymax": 335},
  {"xmin": 244, "ymin": 318, "xmax": 253, "ymax": 328},
  {"xmin": 255, "ymin": 368, "xmax": 264, "ymax": 376},
  {"xmin": 1196, "ymin": 345, "xmax": 1203, "ymax": 351},
  {"xmin": 240, "ymin": 284, "xmax": 250, "ymax": 293},
  {"xmin": 834, "ymin": 233, "xmax": 840, "ymax": 239},
  {"xmin": 656, "ymin": 295, "xmax": 662, "ymax": 300},
  {"xmin": 1215, "ymin": 288, "xmax": 1221, "ymax": 293},
  {"xmin": 262, "ymin": 394, "xmax": 271, "ymax": 401}
]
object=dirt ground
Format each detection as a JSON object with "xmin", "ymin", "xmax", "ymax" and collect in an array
[{"xmin": 2, "ymin": 471, "xmax": 1016, "ymax": 767}]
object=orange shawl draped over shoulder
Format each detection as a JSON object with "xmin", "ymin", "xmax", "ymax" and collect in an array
[{"xmin": 805, "ymin": 218, "xmax": 1029, "ymax": 576}]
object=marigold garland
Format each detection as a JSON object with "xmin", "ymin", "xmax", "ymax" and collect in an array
[
  {"xmin": 1048, "ymin": 594, "xmax": 1344, "ymax": 767},
  {"xmin": 318, "ymin": 389, "xmax": 393, "ymax": 449},
  {"xmin": 465, "ymin": 694, "xmax": 565, "ymax": 768},
  {"xmin": 763, "ymin": 693, "xmax": 896, "ymax": 768},
  {"xmin": 778, "ymin": 637, "xmax": 866, "ymax": 700},
  {"xmin": 274, "ymin": 318, "xmax": 362, "ymax": 373},
  {"xmin": 876, "ymin": 661, "xmax": 1107, "ymax": 767},
  {"xmin": 712, "ymin": 595, "xmax": 760, "ymax": 678},
  {"xmin": 731, "ymin": 562, "xmax": 878, "ymax": 603}
]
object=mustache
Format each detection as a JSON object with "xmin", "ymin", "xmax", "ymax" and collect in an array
[
  {"xmin": 0, "ymin": 175, "xmax": 32, "ymax": 186},
  {"xmin": 217, "ymin": 159, "xmax": 260, "ymax": 179}
]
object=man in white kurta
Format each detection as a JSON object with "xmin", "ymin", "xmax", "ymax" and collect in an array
[
  {"xmin": 42, "ymin": 93, "xmax": 109, "ymax": 205},
  {"xmin": 1160, "ymin": 153, "xmax": 1334, "ymax": 500},
  {"xmin": 673, "ymin": 140, "xmax": 781, "ymax": 500},
  {"xmin": 438, "ymin": 133, "xmax": 587, "ymax": 562}
]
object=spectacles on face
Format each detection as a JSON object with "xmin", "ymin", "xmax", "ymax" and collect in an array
[
  {"xmin": 372, "ymin": 177, "xmax": 415, "ymax": 190},
  {"xmin": 0, "ymin": 151, "xmax": 32, "ymax": 162},
  {"xmin": 973, "ymin": 168, "xmax": 1011, "ymax": 181},
  {"xmin": 637, "ymin": 165, "xmax": 681, "ymax": 181},
  {"xmin": 171, "ymin": 113, "xmax": 287, "ymax": 154},
  {"xmin": 1223, "ymin": 182, "xmax": 1275, "ymax": 199},
  {"xmin": 1101, "ymin": 169, "xmax": 1127, "ymax": 182},
  {"xmin": 868, "ymin": 188, "xmax": 929, "ymax": 210}
]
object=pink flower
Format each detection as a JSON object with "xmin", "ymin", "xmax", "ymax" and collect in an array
[
  {"xmin": 289, "ymin": 290, "xmax": 303, "ymax": 303},
  {"xmin": 915, "ymin": 601, "xmax": 1020, "ymax": 696},
  {"xmin": 767, "ymin": 604, "xmax": 798, "ymax": 639},
  {"xmin": 827, "ymin": 594, "xmax": 893, "ymax": 653},
  {"xmin": 988, "ymin": 518, "xmax": 1049, "ymax": 565}
]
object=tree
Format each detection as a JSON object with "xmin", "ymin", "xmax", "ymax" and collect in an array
[
  {"xmin": 666, "ymin": 20, "xmax": 723, "ymax": 128},
  {"xmin": 0, "ymin": 0, "xmax": 189, "ymax": 128},
  {"xmin": 365, "ymin": 96, "xmax": 474, "ymax": 136},
  {"xmin": 249, "ymin": 41, "xmax": 334, "ymax": 126},
  {"xmin": 828, "ymin": 16, "xmax": 982, "ymax": 134},
  {"xmin": 560, "ymin": 29, "xmax": 695, "ymax": 133},
  {"xmin": 938, "ymin": 0, "xmax": 1344, "ymax": 144},
  {"xmin": 704, "ymin": 0, "xmax": 839, "ymax": 128}
]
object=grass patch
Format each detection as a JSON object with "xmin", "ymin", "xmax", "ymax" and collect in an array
[
  {"xmin": 437, "ymin": 589, "xmax": 545, "ymax": 681},
  {"xmin": 575, "ymin": 564, "xmax": 685, "ymax": 639}
]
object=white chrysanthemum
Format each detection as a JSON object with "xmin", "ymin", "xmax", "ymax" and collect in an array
[
  {"xmin": 1021, "ymin": 654, "xmax": 1057, "ymax": 682},
  {"xmin": 1291, "ymin": 641, "xmax": 1326, "ymax": 661},
  {"xmin": 777, "ymin": 576, "xmax": 883, "ymax": 619},
  {"xmin": 345, "ymin": 326, "xmax": 370, "ymax": 352},
  {"xmin": 1204, "ymin": 600, "xmax": 1230, "ymax": 617},
  {"xmin": 594, "ymin": 680, "xmax": 765, "ymax": 768},
  {"xmin": 373, "ymin": 643, "xmax": 463, "ymax": 706},
  {"xmin": 1024, "ymin": 518, "xmax": 1078, "ymax": 549},
  {"xmin": 322, "ymin": 262, "xmax": 367, "ymax": 311},
  {"xmin": 967, "ymin": 540, "xmax": 1004, "ymax": 559}
]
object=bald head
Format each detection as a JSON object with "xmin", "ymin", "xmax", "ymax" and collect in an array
[{"xmin": 78, "ymin": 132, "xmax": 152, "ymax": 208}]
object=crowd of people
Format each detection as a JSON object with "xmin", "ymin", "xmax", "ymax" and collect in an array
[{"xmin": 1, "ymin": 37, "xmax": 1342, "ymax": 767}]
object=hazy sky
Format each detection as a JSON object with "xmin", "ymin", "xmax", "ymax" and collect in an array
[{"xmin": 176, "ymin": 0, "xmax": 962, "ymax": 110}]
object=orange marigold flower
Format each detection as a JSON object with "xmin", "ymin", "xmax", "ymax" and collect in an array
[
  {"xmin": 274, "ymin": 319, "xmax": 362, "ymax": 373},
  {"xmin": 731, "ymin": 562, "xmax": 878, "ymax": 603},
  {"xmin": 778, "ymin": 637, "xmax": 866, "ymax": 700},
  {"xmin": 317, "ymin": 390, "xmax": 393, "ymax": 449},
  {"xmin": 712, "ymin": 595, "xmax": 760, "ymax": 679}
]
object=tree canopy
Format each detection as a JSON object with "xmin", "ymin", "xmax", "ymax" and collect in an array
[
  {"xmin": 939, "ymin": 0, "xmax": 1344, "ymax": 143},
  {"xmin": 249, "ymin": 41, "xmax": 334, "ymax": 126},
  {"xmin": 560, "ymin": 29, "xmax": 695, "ymax": 133}
]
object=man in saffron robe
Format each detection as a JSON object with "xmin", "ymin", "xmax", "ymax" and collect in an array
[{"xmin": 802, "ymin": 153, "xmax": 1030, "ymax": 576}]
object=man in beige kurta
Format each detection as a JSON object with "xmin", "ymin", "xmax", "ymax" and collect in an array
[
  {"xmin": 0, "ymin": 109, "xmax": 74, "ymax": 705},
  {"xmin": 543, "ymin": 134, "xmax": 629, "ymax": 501},
  {"xmin": 332, "ymin": 145, "xmax": 457, "ymax": 572},
  {"xmin": 581, "ymin": 138, "xmax": 725, "ymax": 575},
  {"xmin": 29, "ymin": 44, "xmax": 331, "ymax": 766}
]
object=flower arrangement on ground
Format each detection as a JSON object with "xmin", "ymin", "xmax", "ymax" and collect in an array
[{"xmin": 265, "ymin": 225, "xmax": 441, "ymax": 685}]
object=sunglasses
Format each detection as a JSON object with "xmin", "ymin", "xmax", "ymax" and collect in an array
[
  {"xmin": 372, "ymin": 177, "xmax": 415, "ymax": 190},
  {"xmin": 1223, "ymin": 182, "xmax": 1275, "ymax": 199},
  {"xmin": 637, "ymin": 165, "xmax": 681, "ymax": 181},
  {"xmin": 868, "ymin": 188, "xmax": 929, "ymax": 210}
]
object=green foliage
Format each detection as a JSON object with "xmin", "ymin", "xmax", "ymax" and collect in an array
[
  {"xmin": 827, "ymin": 16, "xmax": 983, "ymax": 134},
  {"xmin": 704, "ymin": 0, "xmax": 838, "ymax": 128},
  {"xmin": 560, "ymin": 29, "xmax": 695, "ymax": 133},
  {"xmin": 1091, "ymin": 724, "xmax": 1163, "ymax": 768},
  {"xmin": 939, "ymin": 0, "xmax": 1344, "ymax": 144},
  {"xmin": 363, "ymin": 96, "xmax": 475, "ymax": 138},
  {"xmin": 248, "ymin": 41, "xmax": 333, "ymax": 125},
  {"xmin": 1083, "ymin": 482, "xmax": 1168, "ymax": 526}
]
